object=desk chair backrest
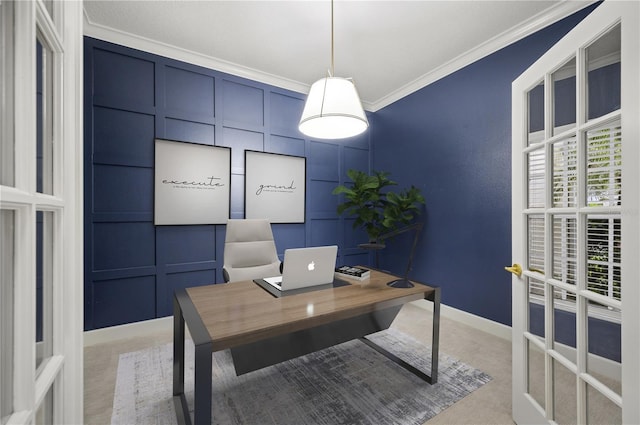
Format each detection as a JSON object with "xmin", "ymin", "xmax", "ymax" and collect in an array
[{"xmin": 223, "ymin": 219, "xmax": 281, "ymax": 282}]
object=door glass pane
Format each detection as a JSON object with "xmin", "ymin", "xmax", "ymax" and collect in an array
[
  {"xmin": 528, "ymin": 80, "xmax": 545, "ymax": 145},
  {"xmin": 36, "ymin": 35, "xmax": 53, "ymax": 195},
  {"xmin": 587, "ymin": 305, "xmax": 621, "ymax": 396},
  {"xmin": 553, "ymin": 215, "xmax": 577, "ymax": 285},
  {"xmin": 553, "ymin": 138, "xmax": 578, "ymax": 208},
  {"xmin": 552, "ymin": 358, "xmax": 577, "ymax": 424},
  {"xmin": 551, "ymin": 288, "xmax": 576, "ymax": 353},
  {"xmin": 528, "ymin": 276, "xmax": 545, "ymax": 337},
  {"xmin": 551, "ymin": 215, "xmax": 577, "ymax": 356},
  {"xmin": 587, "ymin": 125, "xmax": 621, "ymax": 207},
  {"xmin": 527, "ymin": 338, "xmax": 546, "ymax": 410},
  {"xmin": 528, "ymin": 149, "xmax": 545, "ymax": 208},
  {"xmin": 586, "ymin": 215, "xmax": 621, "ymax": 301},
  {"xmin": 36, "ymin": 211, "xmax": 54, "ymax": 371},
  {"xmin": 587, "ymin": 383, "xmax": 621, "ymax": 424},
  {"xmin": 528, "ymin": 215, "xmax": 545, "ymax": 274},
  {"xmin": 0, "ymin": 210, "xmax": 14, "ymax": 424},
  {"xmin": 586, "ymin": 24, "xmax": 621, "ymax": 121},
  {"xmin": 0, "ymin": 1, "xmax": 14, "ymax": 187},
  {"xmin": 553, "ymin": 58, "xmax": 576, "ymax": 135}
]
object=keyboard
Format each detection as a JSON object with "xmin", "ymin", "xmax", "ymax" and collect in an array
[{"xmin": 263, "ymin": 276, "xmax": 283, "ymax": 290}]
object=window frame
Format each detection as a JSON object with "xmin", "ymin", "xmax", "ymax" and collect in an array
[{"xmin": 0, "ymin": 1, "xmax": 83, "ymax": 423}]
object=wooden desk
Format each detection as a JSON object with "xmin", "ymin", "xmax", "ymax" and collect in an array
[{"xmin": 173, "ymin": 268, "xmax": 440, "ymax": 425}]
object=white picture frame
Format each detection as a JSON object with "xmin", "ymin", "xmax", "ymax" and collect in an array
[
  {"xmin": 244, "ymin": 150, "xmax": 306, "ymax": 223},
  {"xmin": 154, "ymin": 139, "xmax": 231, "ymax": 225}
]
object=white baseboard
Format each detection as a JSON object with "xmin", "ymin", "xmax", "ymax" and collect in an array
[
  {"xmin": 84, "ymin": 302, "xmax": 511, "ymax": 347},
  {"xmin": 83, "ymin": 301, "xmax": 621, "ymax": 383},
  {"xmin": 409, "ymin": 300, "xmax": 621, "ymax": 382},
  {"xmin": 409, "ymin": 299, "xmax": 513, "ymax": 341},
  {"xmin": 84, "ymin": 300, "xmax": 511, "ymax": 347},
  {"xmin": 83, "ymin": 302, "xmax": 511, "ymax": 347},
  {"xmin": 553, "ymin": 342, "xmax": 621, "ymax": 382},
  {"xmin": 83, "ymin": 316, "xmax": 174, "ymax": 347}
]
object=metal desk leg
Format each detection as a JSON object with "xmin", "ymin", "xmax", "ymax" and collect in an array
[
  {"xmin": 173, "ymin": 294, "xmax": 189, "ymax": 425},
  {"xmin": 173, "ymin": 289, "xmax": 214, "ymax": 425},
  {"xmin": 193, "ymin": 338, "xmax": 213, "ymax": 425},
  {"xmin": 426, "ymin": 287, "xmax": 441, "ymax": 384},
  {"xmin": 359, "ymin": 288, "xmax": 441, "ymax": 385}
]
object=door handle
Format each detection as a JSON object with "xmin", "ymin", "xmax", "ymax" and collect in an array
[{"xmin": 504, "ymin": 263, "xmax": 522, "ymax": 277}]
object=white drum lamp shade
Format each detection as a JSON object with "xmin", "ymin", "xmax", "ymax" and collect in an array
[{"xmin": 298, "ymin": 77, "xmax": 369, "ymax": 140}]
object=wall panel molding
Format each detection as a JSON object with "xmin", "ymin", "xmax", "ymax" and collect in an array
[{"xmin": 84, "ymin": 37, "xmax": 372, "ymax": 330}]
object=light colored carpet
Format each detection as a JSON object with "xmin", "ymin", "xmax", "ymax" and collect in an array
[{"xmin": 111, "ymin": 328, "xmax": 491, "ymax": 425}]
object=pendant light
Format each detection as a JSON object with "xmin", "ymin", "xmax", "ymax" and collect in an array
[{"xmin": 298, "ymin": 0, "xmax": 368, "ymax": 140}]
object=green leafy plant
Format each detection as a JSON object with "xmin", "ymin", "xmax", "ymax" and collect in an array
[{"xmin": 332, "ymin": 169, "xmax": 425, "ymax": 242}]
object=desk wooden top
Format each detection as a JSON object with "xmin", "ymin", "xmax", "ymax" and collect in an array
[{"xmin": 185, "ymin": 269, "xmax": 435, "ymax": 351}]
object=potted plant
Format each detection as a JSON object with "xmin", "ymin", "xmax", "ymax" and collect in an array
[{"xmin": 332, "ymin": 169, "xmax": 425, "ymax": 245}]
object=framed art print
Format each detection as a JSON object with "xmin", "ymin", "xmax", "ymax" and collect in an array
[
  {"xmin": 244, "ymin": 150, "xmax": 306, "ymax": 223},
  {"xmin": 154, "ymin": 139, "xmax": 231, "ymax": 225}
]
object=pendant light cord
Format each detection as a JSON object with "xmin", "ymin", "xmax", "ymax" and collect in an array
[{"xmin": 330, "ymin": 0, "xmax": 334, "ymax": 77}]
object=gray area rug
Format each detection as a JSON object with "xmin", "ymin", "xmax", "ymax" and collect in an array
[{"xmin": 111, "ymin": 328, "xmax": 491, "ymax": 425}]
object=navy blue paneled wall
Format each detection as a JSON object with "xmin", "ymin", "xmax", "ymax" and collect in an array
[
  {"xmin": 84, "ymin": 37, "xmax": 371, "ymax": 330},
  {"xmin": 370, "ymin": 6, "xmax": 597, "ymax": 326}
]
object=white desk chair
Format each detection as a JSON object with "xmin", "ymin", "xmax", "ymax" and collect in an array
[{"xmin": 222, "ymin": 219, "xmax": 282, "ymax": 282}]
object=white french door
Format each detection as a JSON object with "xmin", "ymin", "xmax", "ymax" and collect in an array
[
  {"xmin": 0, "ymin": 1, "xmax": 83, "ymax": 424},
  {"xmin": 511, "ymin": 1, "xmax": 640, "ymax": 424}
]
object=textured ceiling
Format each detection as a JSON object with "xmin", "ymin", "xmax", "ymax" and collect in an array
[{"xmin": 83, "ymin": 0, "xmax": 593, "ymax": 110}]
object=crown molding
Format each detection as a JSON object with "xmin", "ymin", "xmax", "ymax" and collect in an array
[
  {"xmin": 368, "ymin": 1, "xmax": 598, "ymax": 111},
  {"xmin": 82, "ymin": 8, "xmax": 310, "ymax": 97},
  {"xmin": 83, "ymin": 2, "xmax": 596, "ymax": 113}
]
